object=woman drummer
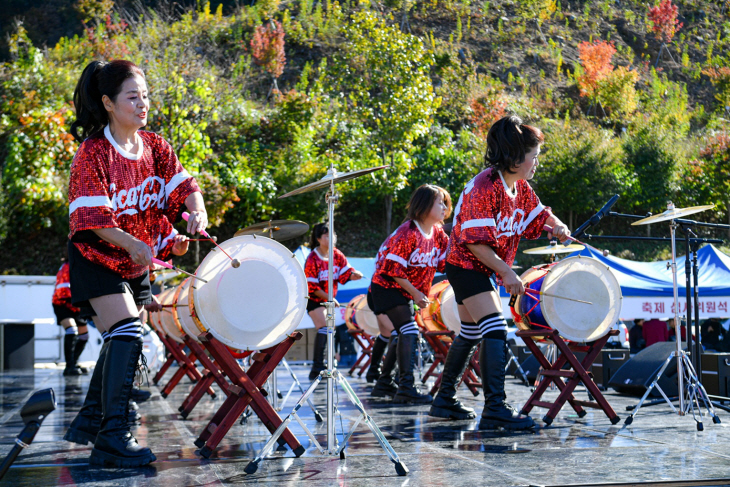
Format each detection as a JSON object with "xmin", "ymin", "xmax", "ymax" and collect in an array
[
  {"xmin": 305, "ymin": 223, "xmax": 364, "ymax": 380},
  {"xmin": 429, "ymin": 115, "xmax": 570, "ymax": 429},
  {"xmin": 370, "ymin": 184, "xmax": 451, "ymax": 404},
  {"xmin": 63, "ymin": 60, "xmax": 208, "ymax": 467}
]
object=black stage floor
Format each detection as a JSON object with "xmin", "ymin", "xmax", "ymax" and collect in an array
[{"xmin": 1, "ymin": 363, "xmax": 730, "ymax": 486}]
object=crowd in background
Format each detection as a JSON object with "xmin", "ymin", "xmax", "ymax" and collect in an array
[{"xmin": 628, "ymin": 318, "xmax": 730, "ymax": 354}]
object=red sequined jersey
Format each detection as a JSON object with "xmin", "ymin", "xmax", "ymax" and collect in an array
[
  {"xmin": 305, "ymin": 248, "xmax": 354, "ymax": 303},
  {"xmin": 372, "ymin": 220, "xmax": 448, "ymax": 299},
  {"xmin": 52, "ymin": 262, "xmax": 79, "ymax": 312},
  {"xmin": 68, "ymin": 128, "xmax": 201, "ymax": 278},
  {"xmin": 447, "ymin": 168, "xmax": 551, "ymax": 277}
]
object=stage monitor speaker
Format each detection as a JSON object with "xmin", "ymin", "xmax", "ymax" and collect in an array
[{"xmin": 608, "ymin": 342, "xmax": 684, "ymax": 397}]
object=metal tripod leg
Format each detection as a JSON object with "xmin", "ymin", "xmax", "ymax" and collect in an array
[
  {"xmin": 506, "ymin": 346, "xmax": 529, "ymax": 385},
  {"xmin": 331, "ymin": 370, "xmax": 408, "ymax": 474},
  {"xmin": 244, "ymin": 374, "xmax": 325, "ymax": 474},
  {"xmin": 244, "ymin": 367, "xmax": 408, "ymax": 476},
  {"xmin": 279, "ymin": 359, "xmax": 323, "ymax": 422},
  {"xmin": 625, "ymin": 352, "xmax": 678, "ymax": 425},
  {"xmin": 680, "ymin": 353, "xmax": 721, "ymax": 429}
]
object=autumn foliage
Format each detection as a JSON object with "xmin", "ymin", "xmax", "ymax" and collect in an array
[
  {"xmin": 469, "ymin": 91, "xmax": 507, "ymax": 138},
  {"xmin": 577, "ymin": 40, "xmax": 616, "ymax": 98},
  {"xmin": 648, "ymin": 0, "xmax": 683, "ymax": 44},
  {"xmin": 251, "ymin": 21, "xmax": 287, "ymax": 79}
]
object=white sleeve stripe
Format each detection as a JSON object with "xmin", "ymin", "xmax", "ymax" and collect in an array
[
  {"xmin": 158, "ymin": 228, "xmax": 178, "ymax": 253},
  {"xmin": 461, "ymin": 218, "xmax": 496, "ymax": 230},
  {"xmin": 307, "ymin": 277, "xmax": 319, "ymax": 283},
  {"xmin": 55, "ymin": 283, "xmax": 71, "ymax": 289},
  {"xmin": 386, "ymin": 253, "xmax": 409, "ymax": 267},
  {"xmin": 523, "ymin": 203, "xmax": 546, "ymax": 229},
  {"xmin": 165, "ymin": 170, "xmax": 191, "ymax": 199},
  {"xmin": 69, "ymin": 196, "xmax": 113, "ymax": 215}
]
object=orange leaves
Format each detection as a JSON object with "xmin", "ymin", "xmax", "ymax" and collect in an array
[
  {"xmin": 468, "ymin": 91, "xmax": 507, "ymax": 139},
  {"xmin": 577, "ymin": 40, "xmax": 616, "ymax": 98},
  {"xmin": 251, "ymin": 21, "xmax": 287, "ymax": 79},
  {"xmin": 648, "ymin": 0, "xmax": 683, "ymax": 45}
]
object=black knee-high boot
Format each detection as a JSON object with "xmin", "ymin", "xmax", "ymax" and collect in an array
[
  {"xmin": 309, "ymin": 333, "xmax": 328, "ymax": 381},
  {"xmin": 64, "ymin": 341, "xmax": 109, "ymax": 445},
  {"xmin": 371, "ymin": 335, "xmax": 399, "ymax": 397},
  {"xmin": 90, "ymin": 337, "xmax": 156, "ymax": 467},
  {"xmin": 429, "ymin": 335, "xmax": 479, "ymax": 419},
  {"xmin": 73, "ymin": 335, "xmax": 88, "ymax": 374},
  {"xmin": 478, "ymin": 338, "xmax": 535, "ymax": 430},
  {"xmin": 393, "ymin": 334, "xmax": 433, "ymax": 404},
  {"xmin": 365, "ymin": 335, "xmax": 389, "ymax": 383},
  {"xmin": 63, "ymin": 334, "xmax": 82, "ymax": 376}
]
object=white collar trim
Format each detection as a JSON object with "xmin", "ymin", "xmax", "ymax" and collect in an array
[
  {"xmin": 314, "ymin": 248, "xmax": 329, "ymax": 261},
  {"xmin": 414, "ymin": 220, "xmax": 433, "ymax": 238},
  {"xmin": 104, "ymin": 125, "xmax": 144, "ymax": 160},
  {"xmin": 498, "ymin": 170, "xmax": 517, "ymax": 198}
]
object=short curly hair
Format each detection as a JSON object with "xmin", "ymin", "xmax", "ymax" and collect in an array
[{"xmin": 484, "ymin": 115, "xmax": 544, "ymax": 173}]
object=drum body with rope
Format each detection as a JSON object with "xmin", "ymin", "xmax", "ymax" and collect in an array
[
  {"xmin": 189, "ymin": 235, "xmax": 308, "ymax": 351},
  {"xmin": 156, "ymin": 287, "xmax": 186, "ymax": 344},
  {"xmin": 421, "ymin": 280, "xmax": 461, "ymax": 334},
  {"xmin": 512, "ymin": 256, "xmax": 622, "ymax": 342},
  {"xmin": 345, "ymin": 294, "xmax": 380, "ymax": 337},
  {"xmin": 172, "ymin": 278, "xmax": 202, "ymax": 343}
]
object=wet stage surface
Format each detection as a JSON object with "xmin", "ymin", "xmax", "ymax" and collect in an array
[{"xmin": 2, "ymin": 364, "xmax": 730, "ymax": 486}]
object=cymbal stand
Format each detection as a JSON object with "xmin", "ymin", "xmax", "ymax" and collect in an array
[
  {"xmin": 277, "ymin": 358, "xmax": 324, "ymax": 421},
  {"xmin": 246, "ymin": 167, "xmax": 408, "ymax": 476},
  {"xmin": 625, "ymin": 219, "xmax": 721, "ymax": 429}
]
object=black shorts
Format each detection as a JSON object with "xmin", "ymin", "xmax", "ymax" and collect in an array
[
  {"xmin": 68, "ymin": 241, "xmax": 152, "ymax": 318},
  {"xmin": 366, "ymin": 289, "xmax": 385, "ymax": 316},
  {"xmin": 370, "ymin": 283, "xmax": 412, "ymax": 315},
  {"xmin": 445, "ymin": 262, "xmax": 496, "ymax": 304},
  {"xmin": 52, "ymin": 304, "xmax": 87, "ymax": 326},
  {"xmin": 307, "ymin": 299, "xmax": 324, "ymax": 313}
]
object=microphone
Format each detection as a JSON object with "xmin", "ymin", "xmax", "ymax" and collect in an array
[
  {"xmin": 589, "ymin": 194, "xmax": 620, "ymax": 225},
  {"xmin": 565, "ymin": 194, "xmax": 619, "ymax": 244}
]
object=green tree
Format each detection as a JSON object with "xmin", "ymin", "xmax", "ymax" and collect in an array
[{"xmin": 325, "ymin": 11, "xmax": 439, "ymax": 232}]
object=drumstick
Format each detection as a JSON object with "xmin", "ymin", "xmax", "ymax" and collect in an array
[
  {"xmin": 543, "ymin": 225, "xmax": 610, "ymax": 257},
  {"xmin": 185, "ymin": 237, "xmax": 218, "ymax": 242},
  {"xmin": 182, "ymin": 211, "xmax": 240, "ymax": 268},
  {"xmin": 161, "ymin": 304, "xmax": 188, "ymax": 307},
  {"xmin": 151, "ymin": 258, "xmax": 207, "ymax": 283},
  {"xmin": 524, "ymin": 288, "xmax": 592, "ymax": 305}
]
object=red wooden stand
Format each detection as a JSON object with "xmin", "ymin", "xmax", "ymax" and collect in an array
[
  {"xmin": 194, "ymin": 331, "xmax": 305, "ymax": 459},
  {"xmin": 178, "ymin": 336, "xmax": 232, "ymax": 418},
  {"xmin": 153, "ymin": 333, "xmax": 198, "ymax": 385},
  {"xmin": 517, "ymin": 329, "xmax": 620, "ymax": 426},
  {"xmin": 157, "ymin": 335, "xmax": 216, "ymax": 400},
  {"xmin": 348, "ymin": 329, "xmax": 374, "ymax": 377}
]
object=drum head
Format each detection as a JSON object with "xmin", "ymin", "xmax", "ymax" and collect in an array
[
  {"xmin": 353, "ymin": 296, "xmax": 379, "ymax": 336},
  {"xmin": 192, "ymin": 235, "xmax": 307, "ymax": 350},
  {"xmin": 174, "ymin": 278, "xmax": 201, "ymax": 343},
  {"xmin": 158, "ymin": 288, "xmax": 185, "ymax": 343},
  {"xmin": 540, "ymin": 256, "xmax": 622, "ymax": 342},
  {"xmin": 437, "ymin": 284, "xmax": 461, "ymax": 334}
]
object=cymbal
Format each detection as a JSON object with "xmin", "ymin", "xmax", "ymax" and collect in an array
[
  {"xmin": 279, "ymin": 166, "xmax": 388, "ymax": 198},
  {"xmin": 523, "ymin": 243, "xmax": 585, "ymax": 255},
  {"xmin": 235, "ymin": 220, "xmax": 310, "ymax": 241},
  {"xmin": 631, "ymin": 204, "xmax": 715, "ymax": 226}
]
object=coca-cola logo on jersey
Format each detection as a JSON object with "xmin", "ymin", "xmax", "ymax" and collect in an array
[
  {"xmin": 495, "ymin": 209, "xmax": 529, "ymax": 238},
  {"xmin": 408, "ymin": 248, "xmax": 442, "ymax": 268},
  {"xmin": 110, "ymin": 177, "xmax": 166, "ymax": 216},
  {"xmin": 318, "ymin": 267, "xmax": 341, "ymax": 281}
]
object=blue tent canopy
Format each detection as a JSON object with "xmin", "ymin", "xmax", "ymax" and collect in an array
[{"xmin": 568, "ymin": 244, "xmax": 730, "ymax": 297}]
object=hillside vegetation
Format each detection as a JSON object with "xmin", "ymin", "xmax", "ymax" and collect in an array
[{"xmin": 2, "ymin": 0, "xmax": 730, "ymax": 274}]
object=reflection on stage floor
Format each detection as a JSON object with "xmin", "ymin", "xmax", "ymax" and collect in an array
[{"xmin": 1, "ymin": 364, "xmax": 730, "ymax": 486}]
